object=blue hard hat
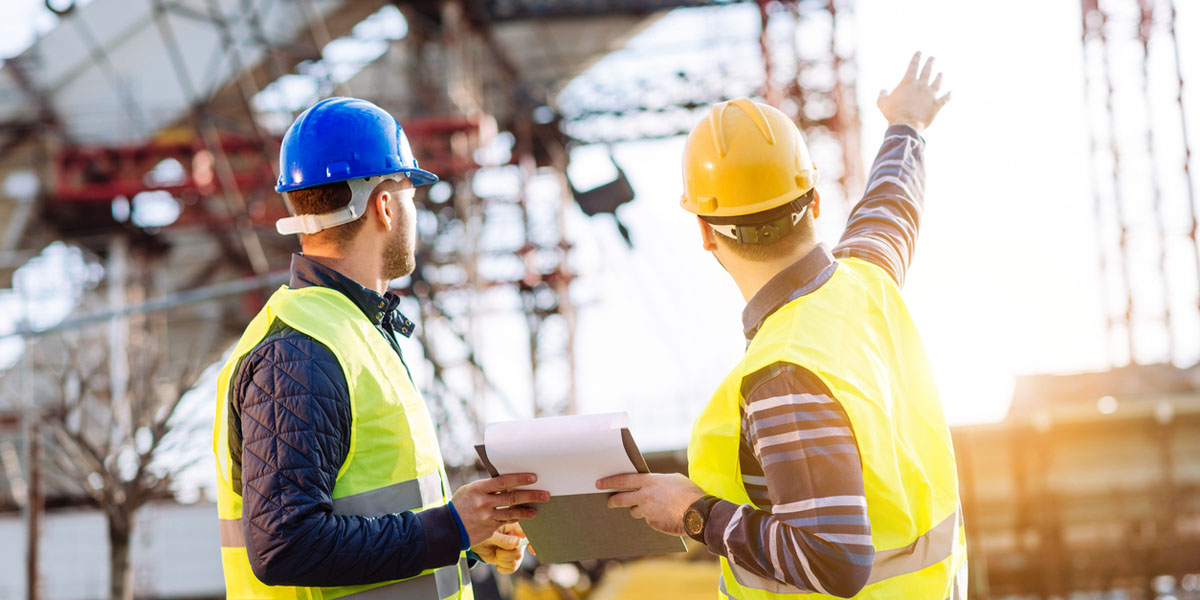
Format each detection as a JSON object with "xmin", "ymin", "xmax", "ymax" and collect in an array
[{"xmin": 275, "ymin": 97, "xmax": 439, "ymax": 193}]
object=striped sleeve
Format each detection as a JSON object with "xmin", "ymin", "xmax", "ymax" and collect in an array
[
  {"xmin": 833, "ymin": 124, "xmax": 926, "ymax": 288},
  {"xmin": 703, "ymin": 364, "xmax": 874, "ymax": 598}
]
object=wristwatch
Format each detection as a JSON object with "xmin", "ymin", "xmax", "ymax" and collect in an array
[{"xmin": 682, "ymin": 495, "xmax": 721, "ymax": 544}]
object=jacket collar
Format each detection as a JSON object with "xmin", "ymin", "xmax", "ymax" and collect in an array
[
  {"xmin": 741, "ymin": 244, "xmax": 837, "ymax": 341},
  {"xmin": 288, "ymin": 253, "xmax": 414, "ymax": 338}
]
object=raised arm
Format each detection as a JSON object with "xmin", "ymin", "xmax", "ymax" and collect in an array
[{"xmin": 834, "ymin": 52, "xmax": 950, "ymax": 287}]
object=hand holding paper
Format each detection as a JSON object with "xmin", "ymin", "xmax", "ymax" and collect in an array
[
  {"xmin": 483, "ymin": 412, "xmax": 639, "ymax": 495},
  {"xmin": 597, "ymin": 472, "xmax": 706, "ymax": 537},
  {"xmin": 449, "ymin": 473, "xmax": 549, "ymax": 546},
  {"xmin": 475, "ymin": 412, "xmax": 687, "ymax": 562}
]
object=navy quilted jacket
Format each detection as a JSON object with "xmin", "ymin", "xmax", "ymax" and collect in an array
[{"xmin": 227, "ymin": 254, "xmax": 465, "ymax": 586}]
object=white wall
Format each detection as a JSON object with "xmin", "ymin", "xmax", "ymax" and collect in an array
[{"xmin": 0, "ymin": 501, "xmax": 223, "ymax": 600}]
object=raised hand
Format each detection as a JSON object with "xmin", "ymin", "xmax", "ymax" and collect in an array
[
  {"xmin": 877, "ymin": 51, "xmax": 951, "ymax": 134},
  {"xmin": 450, "ymin": 473, "xmax": 549, "ymax": 546}
]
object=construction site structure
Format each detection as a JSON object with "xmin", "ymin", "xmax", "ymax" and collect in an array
[
  {"xmin": 953, "ymin": 363, "xmax": 1200, "ymax": 599},
  {"xmin": 1080, "ymin": 0, "xmax": 1200, "ymax": 367},
  {"xmin": 0, "ymin": 0, "xmax": 864, "ymax": 597},
  {"xmin": 0, "ymin": 0, "xmax": 866, "ymax": 496}
]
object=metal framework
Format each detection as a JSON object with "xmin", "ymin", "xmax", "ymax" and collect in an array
[
  {"xmin": 0, "ymin": 0, "xmax": 865, "ymax": 470},
  {"xmin": 556, "ymin": 0, "xmax": 864, "ymax": 209},
  {"xmin": 1081, "ymin": 0, "xmax": 1199, "ymax": 366},
  {"xmin": 953, "ymin": 363, "xmax": 1200, "ymax": 599}
]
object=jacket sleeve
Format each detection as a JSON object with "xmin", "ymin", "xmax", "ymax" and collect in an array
[
  {"xmin": 233, "ymin": 328, "xmax": 464, "ymax": 587},
  {"xmin": 833, "ymin": 124, "xmax": 926, "ymax": 288}
]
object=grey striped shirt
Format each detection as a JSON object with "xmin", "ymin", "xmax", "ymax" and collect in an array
[{"xmin": 703, "ymin": 125, "xmax": 926, "ymax": 598}]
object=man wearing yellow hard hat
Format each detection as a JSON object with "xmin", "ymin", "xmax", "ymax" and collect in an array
[{"xmin": 598, "ymin": 53, "xmax": 965, "ymax": 599}]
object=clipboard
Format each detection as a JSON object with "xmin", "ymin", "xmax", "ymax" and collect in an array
[{"xmin": 474, "ymin": 413, "xmax": 687, "ymax": 563}]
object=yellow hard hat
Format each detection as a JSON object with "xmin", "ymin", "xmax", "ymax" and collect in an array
[{"xmin": 680, "ymin": 98, "xmax": 818, "ymax": 218}]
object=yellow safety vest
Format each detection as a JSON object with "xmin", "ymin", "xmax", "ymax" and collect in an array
[
  {"xmin": 212, "ymin": 285, "xmax": 474, "ymax": 600},
  {"xmin": 688, "ymin": 258, "xmax": 967, "ymax": 600}
]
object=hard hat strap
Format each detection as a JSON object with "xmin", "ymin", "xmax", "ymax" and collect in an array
[
  {"xmin": 276, "ymin": 175, "xmax": 412, "ymax": 235},
  {"xmin": 707, "ymin": 206, "xmax": 807, "ymax": 245},
  {"xmin": 703, "ymin": 189, "xmax": 814, "ymax": 246}
]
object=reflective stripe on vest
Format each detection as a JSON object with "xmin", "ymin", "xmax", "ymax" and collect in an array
[
  {"xmin": 333, "ymin": 471, "xmax": 445, "ymax": 518},
  {"xmin": 219, "ymin": 518, "xmax": 244, "ymax": 547},
  {"xmin": 725, "ymin": 557, "xmax": 969, "ymax": 600},
  {"xmin": 342, "ymin": 559, "xmax": 470, "ymax": 599},
  {"xmin": 865, "ymin": 509, "xmax": 958, "ymax": 585},
  {"xmin": 217, "ymin": 528, "xmax": 467, "ymax": 600},
  {"xmin": 689, "ymin": 258, "xmax": 966, "ymax": 600},
  {"xmin": 218, "ymin": 452, "xmax": 445, "ymax": 549},
  {"xmin": 724, "ymin": 509, "xmax": 960, "ymax": 594}
]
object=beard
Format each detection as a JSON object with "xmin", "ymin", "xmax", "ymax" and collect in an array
[{"xmin": 382, "ymin": 223, "xmax": 416, "ymax": 280}]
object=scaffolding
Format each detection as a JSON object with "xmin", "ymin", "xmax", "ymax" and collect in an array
[
  {"xmin": 0, "ymin": 0, "xmax": 864, "ymax": 484},
  {"xmin": 1081, "ymin": 0, "xmax": 1200, "ymax": 366},
  {"xmin": 0, "ymin": 1, "xmax": 885, "ymax": 597}
]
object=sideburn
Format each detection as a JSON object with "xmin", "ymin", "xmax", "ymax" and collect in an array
[{"xmin": 381, "ymin": 198, "xmax": 416, "ymax": 280}]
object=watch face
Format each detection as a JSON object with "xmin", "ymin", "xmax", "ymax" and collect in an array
[{"xmin": 683, "ymin": 509, "xmax": 704, "ymax": 536}]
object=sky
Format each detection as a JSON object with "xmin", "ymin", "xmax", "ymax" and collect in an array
[{"xmin": 1, "ymin": 0, "xmax": 1198, "ymax": 476}]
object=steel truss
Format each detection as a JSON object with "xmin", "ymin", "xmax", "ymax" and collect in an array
[
  {"xmin": 1080, "ymin": 0, "xmax": 1200, "ymax": 365},
  {"xmin": 2, "ymin": 0, "xmax": 864, "ymax": 465},
  {"xmin": 556, "ymin": 0, "xmax": 864, "ymax": 209}
]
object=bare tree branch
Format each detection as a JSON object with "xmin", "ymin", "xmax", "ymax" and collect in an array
[{"xmin": 20, "ymin": 246, "xmax": 234, "ymax": 600}]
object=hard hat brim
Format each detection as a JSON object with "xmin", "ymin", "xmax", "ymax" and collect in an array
[
  {"xmin": 402, "ymin": 167, "xmax": 439, "ymax": 187},
  {"xmin": 276, "ymin": 166, "xmax": 440, "ymax": 193}
]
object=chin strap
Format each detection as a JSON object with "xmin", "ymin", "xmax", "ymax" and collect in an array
[{"xmin": 276, "ymin": 175, "xmax": 412, "ymax": 235}]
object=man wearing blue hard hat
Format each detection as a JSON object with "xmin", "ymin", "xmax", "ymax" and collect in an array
[{"xmin": 211, "ymin": 97, "xmax": 548, "ymax": 599}]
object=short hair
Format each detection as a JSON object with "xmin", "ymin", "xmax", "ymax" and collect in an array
[
  {"xmin": 713, "ymin": 211, "xmax": 816, "ymax": 262},
  {"xmin": 285, "ymin": 181, "xmax": 363, "ymax": 246}
]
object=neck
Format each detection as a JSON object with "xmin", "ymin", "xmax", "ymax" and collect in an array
[
  {"xmin": 727, "ymin": 239, "xmax": 819, "ymax": 302},
  {"xmin": 301, "ymin": 242, "xmax": 387, "ymax": 295}
]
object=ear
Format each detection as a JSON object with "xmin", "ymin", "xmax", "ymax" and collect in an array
[
  {"xmin": 697, "ymin": 216, "xmax": 719, "ymax": 252},
  {"xmin": 373, "ymin": 188, "xmax": 394, "ymax": 232},
  {"xmin": 810, "ymin": 190, "xmax": 821, "ymax": 219}
]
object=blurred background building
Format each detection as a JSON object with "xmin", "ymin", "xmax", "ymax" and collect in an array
[{"xmin": 0, "ymin": 0, "xmax": 1196, "ymax": 598}]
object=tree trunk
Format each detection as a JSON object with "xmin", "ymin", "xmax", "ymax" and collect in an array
[{"xmin": 106, "ymin": 509, "xmax": 133, "ymax": 600}]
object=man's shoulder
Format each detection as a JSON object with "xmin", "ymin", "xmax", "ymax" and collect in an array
[
  {"xmin": 250, "ymin": 318, "xmax": 338, "ymax": 362},
  {"xmin": 740, "ymin": 361, "xmax": 833, "ymax": 405},
  {"xmin": 234, "ymin": 318, "xmax": 348, "ymax": 400}
]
